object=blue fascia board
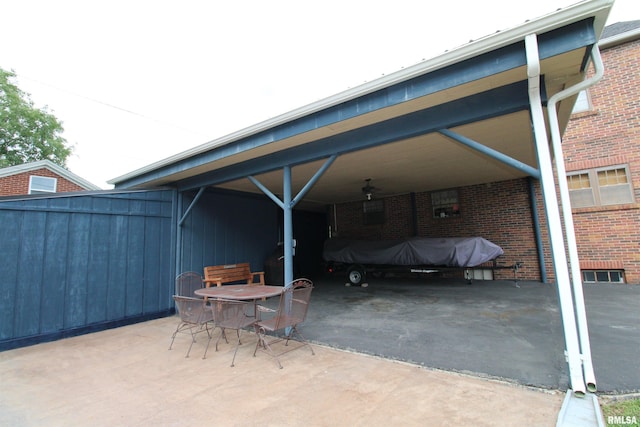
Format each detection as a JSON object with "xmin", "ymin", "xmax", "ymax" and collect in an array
[
  {"xmin": 177, "ymin": 80, "xmax": 539, "ymax": 191},
  {"xmin": 538, "ymin": 17, "xmax": 596, "ymax": 64},
  {"xmin": 118, "ymin": 19, "xmax": 594, "ymax": 190}
]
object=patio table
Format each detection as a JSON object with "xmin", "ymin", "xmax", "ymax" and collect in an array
[
  {"xmin": 194, "ymin": 284, "xmax": 284, "ymax": 300},
  {"xmin": 195, "ymin": 285, "xmax": 285, "ymax": 334}
]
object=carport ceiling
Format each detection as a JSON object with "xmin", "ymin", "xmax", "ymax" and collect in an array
[
  {"xmin": 215, "ymin": 111, "xmax": 537, "ymax": 206},
  {"xmin": 110, "ymin": 2, "xmax": 611, "ymax": 210}
]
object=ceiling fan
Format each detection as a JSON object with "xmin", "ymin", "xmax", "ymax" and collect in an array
[{"xmin": 361, "ymin": 178, "xmax": 380, "ymax": 200}]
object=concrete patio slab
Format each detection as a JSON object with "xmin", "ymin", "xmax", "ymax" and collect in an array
[{"xmin": 0, "ymin": 317, "xmax": 563, "ymax": 427}]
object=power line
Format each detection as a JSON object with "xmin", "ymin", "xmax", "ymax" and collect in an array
[{"xmin": 18, "ymin": 73, "xmax": 210, "ymax": 138}]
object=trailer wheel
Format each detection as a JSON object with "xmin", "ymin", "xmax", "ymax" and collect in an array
[{"xmin": 347, "ymin": 265, "xmax": 365, "ymax": 285}]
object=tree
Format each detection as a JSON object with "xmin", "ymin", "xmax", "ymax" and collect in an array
[{"xmin": 0, "ymin": 67, "xmax": 72, "ymax": 168}]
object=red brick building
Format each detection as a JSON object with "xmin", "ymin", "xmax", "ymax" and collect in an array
[
  {"xmin": 329, "ymin": 22, "xmax": 640, "ymax": 285},
  {"xmin": 330, "ymin": 179, "xmax": 544, "ymax": 282},
  {"xmin": 562, "ymin": 21, "xmax": 640, "ymax": 285},
  {"xmin": 0, "ymin": 160, "xmax": 99, "ymax": 196}
]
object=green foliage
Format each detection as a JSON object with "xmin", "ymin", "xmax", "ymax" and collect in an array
[
  {"xmin": 0, "ymin": 67, "xmax": 72, "ymax": 168},
  {"xmin": 602, "ymin": 397, "xmax": 640, "ymax": 427}
]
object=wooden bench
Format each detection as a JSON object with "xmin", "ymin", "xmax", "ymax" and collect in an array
[{"xmin": 203, "ymin": 263, "xmax": 265, "ymax": 288}]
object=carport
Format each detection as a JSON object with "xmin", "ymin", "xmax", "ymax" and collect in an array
[{"xmin": 111, "ymin": 0, "xmax": 614, "ymax": 397}]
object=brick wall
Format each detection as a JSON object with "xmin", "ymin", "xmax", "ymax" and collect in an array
[
  {"xmin": 331, "ymin": 178, "xmax": 546, "ymax": 281},
  {"xmin": 325, "ymin": 39, "xmax": 640, "ymax": 285},
  {"xmin": 0, "ymin": 168, "xmax": 87, "ymax": 196},
  {"xmin": 561, "ymin": 38, "xmax": 640, "ymax": 284}
]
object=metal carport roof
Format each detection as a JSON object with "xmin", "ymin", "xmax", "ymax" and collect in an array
[
  {"xmin": 110, "ymin": 1, "xmax": 610, "ymax": 211},
  {"xmin": 110, "ymin": 0, "xmax": 614, "ymax": 399}
]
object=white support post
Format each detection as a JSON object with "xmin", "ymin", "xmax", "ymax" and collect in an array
[{"xmin": 525, "ymin": 34, "xmax": 586, "ymax": 396}]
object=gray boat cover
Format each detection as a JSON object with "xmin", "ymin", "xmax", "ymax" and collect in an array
[{"xmin": 323, "ymin": 237, "xmax": 504, "ymax": 268}]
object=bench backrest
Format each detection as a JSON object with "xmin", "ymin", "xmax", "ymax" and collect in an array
[{"xmin": 204, "ymin": 263, "xmax": 255, "ymax": 287}]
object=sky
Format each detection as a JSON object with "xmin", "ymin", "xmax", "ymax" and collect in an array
[{"xmin": 1, "ymin": 0, "xmax": 637, "ymax": 189}]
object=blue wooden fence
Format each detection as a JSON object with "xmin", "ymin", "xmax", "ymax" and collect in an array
[
  {"xmin": 178, "ymin": 189, "xmax": 280, "ymax": 277},
  {"xmin": 0, "ymin": 189, "xmax": 176, "ymax": 350}
]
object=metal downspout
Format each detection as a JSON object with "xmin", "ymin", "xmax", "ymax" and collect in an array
[
  {"xmin": 547, "ymin": 46, "xmax": 605, "ymax": 393},
  {"xmin": 437, "ymin": 128, "xmax": 548, "ymax": 283},
  {"xmin": 525, "ymin": 34, "xmax": 586, "ymax": 396},
  {"xmin": 437, "ymin": 129, "xmax": 548, "ymax": 282},
  {"xmin": 528, "ymin": 177, "xmax": 547, "ymax": 284}
]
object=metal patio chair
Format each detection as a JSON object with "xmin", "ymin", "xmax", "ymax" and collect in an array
[
  {"xmin": 175, "ymin": 271, "xmax": 204, "ymax": 297},
  {"xmin": 253, "ymin": 278, "xmax": 315, "ymax": 368},
  {"xmin": 204, "ymin": 299, "xmax": 256, "ymax": 367},
  {"xmin": 169, "ymin": 295, "xmax": 214, "ymax": 357}
]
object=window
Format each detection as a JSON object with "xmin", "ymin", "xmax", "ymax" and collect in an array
[
  {"xmin": 567, "ymin": 166, "xmax": 633, "ymax": 208},
  {"xmin": 363, "ymin": 199, "xmax": 385, "ymax": 225},
  {"xmin": 572, "ymin": 90, "xmax": 592, "ymax": 114},
  {"xmin": 582, "ymin": 270, "xmax": 625, "ymax": 284},
  {"xmin": 29, "ymin": 175, "xmax": 57, "ymax": 194},
  {"xmin": 432, "ymin": 189, "xmax": 460, "ymax": 218}
]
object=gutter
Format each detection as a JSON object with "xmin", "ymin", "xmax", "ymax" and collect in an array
[
  {"xmin": 599, "ymin": 26, "xmax": 640, "ymax": 48},
  {"xmin": 547, "ymin": 45, "xmax": 605, "ymax": 393},
  {"xmin": 525, "ymin": 33, "xmax": 586, "ymax": 396}
]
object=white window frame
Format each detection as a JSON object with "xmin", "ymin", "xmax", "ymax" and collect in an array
[
  {"xmin": 432, "ymin": 189, "xmax": 460, "ymax": 218},
  {"xmin": 567, "ymin": 165, "xmax": 634, "ymax": 208},
  {"xmin": 29, "ymin": 175, "xmax": 57, "ymax": 194},
  {"xmin": 362, "ymin": 199, "xmax": 385, "ymax": 225},
  {"xmin": 582, "ymin": 270, "xmax": 625, "ymax": 284}
]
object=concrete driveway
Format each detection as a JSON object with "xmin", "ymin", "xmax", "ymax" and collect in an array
[{"xmin": 302, "ymin": 277, "xmax": 640, "ymax": 394}]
